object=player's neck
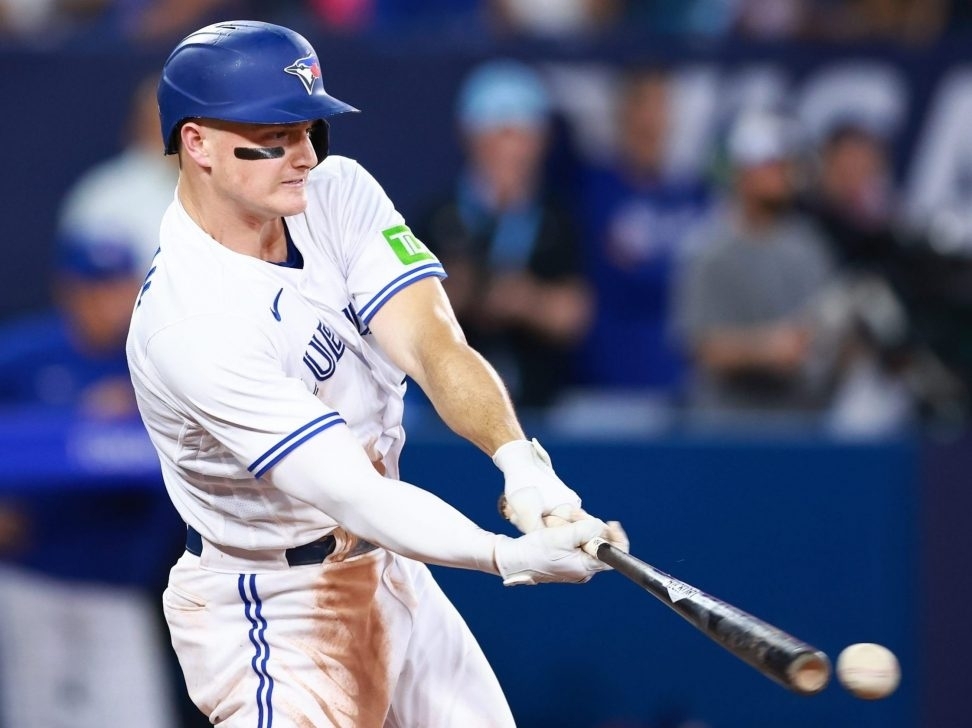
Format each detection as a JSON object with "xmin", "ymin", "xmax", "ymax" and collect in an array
[{"xmin": 178, "ymin": 181, "xmax": 287, "ymax": 261}]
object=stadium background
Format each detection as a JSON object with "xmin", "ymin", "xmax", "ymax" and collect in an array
[{"xmin": 2, "ymin": 11, "xmax": 972, "ymax": 727}]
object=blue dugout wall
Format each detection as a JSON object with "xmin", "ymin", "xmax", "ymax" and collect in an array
[
  {"xmin": 407, "ymin": 433, "xmax": 921, "ymax": 728},
  {"xmin": 0, "ymin": 415, "xmax": 928, "ymax": 728}
]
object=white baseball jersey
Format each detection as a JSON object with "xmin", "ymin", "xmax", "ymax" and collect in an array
[{"xmin": 126, "ymin": 155, "xmax": 445, "ymax": 553}]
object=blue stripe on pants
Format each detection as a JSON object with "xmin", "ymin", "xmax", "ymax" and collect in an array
[{"xmin": 239, "ymin": 574, "xmax": 274, "ymax": 727}]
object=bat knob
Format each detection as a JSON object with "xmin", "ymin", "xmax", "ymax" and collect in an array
[
  {"xmin": 583, "ymin": 536, "xmax": 607, "ymax": 559},
  {"xmin": 498, "ymin": 494, "xmax": 511, "ymax": 520}
]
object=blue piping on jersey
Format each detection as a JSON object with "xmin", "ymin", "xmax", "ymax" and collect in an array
[
  {"xmin": 248, "ymin": 412, "xmax": 345, "ymax": 478},
  {"xmin": 358, "ymin": 263, "xmax": 446, "ymax": 324},
  {"xmin": 239, "ymin": 574, "xmax": 274, "ymax": 727}
]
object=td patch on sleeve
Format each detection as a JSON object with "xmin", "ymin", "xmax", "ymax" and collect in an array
[{"xmin": 382, "ymin": 224, "xmax": 435, "ymax": 265}]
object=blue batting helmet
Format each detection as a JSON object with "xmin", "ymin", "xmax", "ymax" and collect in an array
[{"xmin": 158, "ymin": 20, "xmax": 358, "ymax": 160}]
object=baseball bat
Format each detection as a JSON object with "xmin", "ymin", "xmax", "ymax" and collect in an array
[{"xmin": 499, "ymin": 497, "xmax": 831, "ymax": 695}]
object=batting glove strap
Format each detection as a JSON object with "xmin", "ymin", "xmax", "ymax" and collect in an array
[
  {"xmin": 493, "ymin": 518, "xmax": 607, "ymax": 586},
  {"xmin": 493, "ymin": 437, "xmax": 553, "ymax": 470},
  {"xmin": 494, "ymin": 438, "xmax": 582, "ymax": 534}
]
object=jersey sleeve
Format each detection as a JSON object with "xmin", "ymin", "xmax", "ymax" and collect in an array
[
  {"xmin": 339, "ymin": 161, "xmax": 446, "ymax": 324},
  {"xmin": 146, "ymin": 314, "xmax": 345, "ymax": 477}
]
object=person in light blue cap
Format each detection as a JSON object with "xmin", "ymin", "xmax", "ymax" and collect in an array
[
  {"xmin": 421, "ymin": 59, "xmax": 592, "ymax": 409},
  {"xmin": 455, "ymin": 59, "xmax": 553, "ymax": 133}
]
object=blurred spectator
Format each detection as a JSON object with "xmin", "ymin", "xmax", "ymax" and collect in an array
[
  {"xmin": 0, "ymin": 74, "xmax": 183, "ymax": 728},
  {"xmin": 573, "ymin": 66, "xmax": 713, "ymax": 401},
  {"xmin": 732, "ymin": 0, "xmax": 809, "ymax": 39},
  {"xmin": 809, "ymin": 121, "xmax": 898, "ymax": 263},
  {"xmin": 420, "ymin": 59, "xmax": 592, "ymax": 409},
  {"xmin": 893, "ymin": 247, "xmax": 972, "ymax": 424},
  {"xmin": 0, "ymin": 0, "xmax": 249, "ymax": 45},
  {"xmin": 802, "ymin": 0, "xmax": 948, "ymax": 44},
  {"xmin": 57, "ymin": 73, "xmax": 176, "ymax": 271},
  {"xmin": 116, "ymin": 0, "xmax": 246, "ymax": 43},
  {"xmin": 488, "ymin": 0, "xmax": 624, "ymax": 38},
  {"xmin": 639, "ymin": 0, "xmax": 949, "ymax": 44},
  {"xmin": 802, "ymin": 120, "xmax": 967, "ymax": 425},
  {"xmin": 298, "ymin": 0, "xmax": 481, "ymax": 36},
  {"xmin": 674, "ymin": 109, "xmax": 924, "ymax": 433},
  {"xmin": 623, "ymin": 0, "xmax": 737, "ymax": 37},
  {"xmin": 0, "ymin": 0, "xmax": 108, "ymax": 42},
  {"xmin": 673, "ymin": 109, "xmax": 843, "ymax": 418},
  {"xmin": 0, "ymin": 240, "xmax": 180, "ymax": 728}
]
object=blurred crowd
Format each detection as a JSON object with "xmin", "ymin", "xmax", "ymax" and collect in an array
[
  {"xmin": 412, "ymin": 57, "xmax": 970, "ymax": 438},
  {"xmin": 3, "ymin": 6, "xmax": 972, "ymax": 440},
  {"xmin": 5, "ymin": 0, "xmax": 972, "ymax": 47}
]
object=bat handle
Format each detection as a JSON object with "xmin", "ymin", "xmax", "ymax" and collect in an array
[
  {"xmin": 583, "ymin": 536, "xmax": 609, "ymax": 559},
  {"xmin": 498, "ymin": 495, "xmax": 607, "ymax": 558}
]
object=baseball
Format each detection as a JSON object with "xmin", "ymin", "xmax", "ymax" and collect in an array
[{"xmin": 836, "ymin": 643, "xmax": 900, "ymax": 700}]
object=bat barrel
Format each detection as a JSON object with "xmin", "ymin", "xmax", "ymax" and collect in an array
[
  {"xmin": 787, "ymin": 650, "xmax": 831, "ymax": 695},
  {"xmin": 596, "ymin": 542, "xmax": 831, "ymax": 695}
]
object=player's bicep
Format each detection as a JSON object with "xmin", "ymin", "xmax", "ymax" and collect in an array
[{"xmin": 368, "ymin": 277, "xmax": 466, "ymax": 379}]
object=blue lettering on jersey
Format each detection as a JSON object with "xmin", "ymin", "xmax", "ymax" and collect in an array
[{"xmin": 302, "ymin": 321, "xmax": 346, "ymax": 381}]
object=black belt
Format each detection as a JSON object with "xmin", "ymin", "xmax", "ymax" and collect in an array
[{"xmin": 186, "ymin": 526, "xmax": 337, "ymax": 567}]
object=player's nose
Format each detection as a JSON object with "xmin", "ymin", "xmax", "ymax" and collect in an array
[{"xmin": 292, "ymin": 132, "xmax": 316, "ymax": 169}]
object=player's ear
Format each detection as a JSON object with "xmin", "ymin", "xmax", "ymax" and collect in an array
[{"xmin": 180, "ymin": 122, "xmax": 211, "ymax": 167}]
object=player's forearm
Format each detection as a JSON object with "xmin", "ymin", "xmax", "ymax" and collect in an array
[
  {"xmin": 332, "ymin": 478, "xmax": 501, "ymax": 572},
  {"xmin": 269, "ymin": 432, "xmax": 501, "ymax": 572},
  {"xmin": 414, "ymin": 341, "xmax": 524, "ymax": 456},
  {"xmin": 367, "ymin": 277, "xmax": 524, "ymax": 455}
]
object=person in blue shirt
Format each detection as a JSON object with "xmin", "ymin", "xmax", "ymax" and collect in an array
[
  {"xmin": 0, "ymin": 241, "xmax": 140, "ymax": 414},
  {"xmin": 575, "ymin": 66, "xmax": 712, "ymax": 399},
  {"xmin": 420, "ymin": 59, "xmax": 593, "ymax": 410}
]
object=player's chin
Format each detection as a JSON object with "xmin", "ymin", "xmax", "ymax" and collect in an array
[{"xmin": 275, "ymin": 187, "xmax": 309, "ymax": 216}]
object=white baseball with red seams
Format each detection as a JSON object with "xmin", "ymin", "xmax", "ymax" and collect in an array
[{"xmin": 835, "ymin": 642, "xmax": 901, "ymax": 700}]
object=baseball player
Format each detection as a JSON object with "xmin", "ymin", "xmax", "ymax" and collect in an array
[{"xmin": 127, "ymin": 20, "xmax": 627, "ymax": 727}]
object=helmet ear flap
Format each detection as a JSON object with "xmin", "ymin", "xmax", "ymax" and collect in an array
[{"xmin": 311, "ymin": 119, "xmax": 329, "ymax": 166}]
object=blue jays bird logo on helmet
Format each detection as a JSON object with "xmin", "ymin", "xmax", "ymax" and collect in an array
[{"xmin": 285, "ymin": 54, "xmax": 322, "ymax": 95}]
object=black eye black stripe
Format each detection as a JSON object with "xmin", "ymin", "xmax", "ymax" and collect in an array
[{"xmin": 234, "ymin": 146, "xmax": 285, "ymax": 160}]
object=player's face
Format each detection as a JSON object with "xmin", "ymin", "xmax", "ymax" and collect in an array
[{"xmin": 202, "ymin": 121, "xmax": 318, "ymax": 220}]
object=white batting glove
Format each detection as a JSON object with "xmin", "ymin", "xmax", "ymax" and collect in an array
[
  {"xmin": 541, "ymin": 507, "xmax": 630, "ymax": 555},
  {"xmin": 600, "ymin": 519, "xmax": 630, "ymax": 554},
  {"xmin": 494, "ymin": 438, "xmax": 581, "ymax": 534},
  {"xmin": 494, "ymin": 517, "xmax": 606, "ymax": 586}
]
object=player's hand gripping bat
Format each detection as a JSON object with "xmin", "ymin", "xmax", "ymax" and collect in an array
[{"xmin": 498, "ymin": 495, "xmax": 831, "ymax": 695}]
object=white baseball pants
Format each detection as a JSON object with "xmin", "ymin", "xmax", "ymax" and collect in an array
[{"xmin": 164, "ymin": 546, "xmax": 516, "ymax": 727}]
